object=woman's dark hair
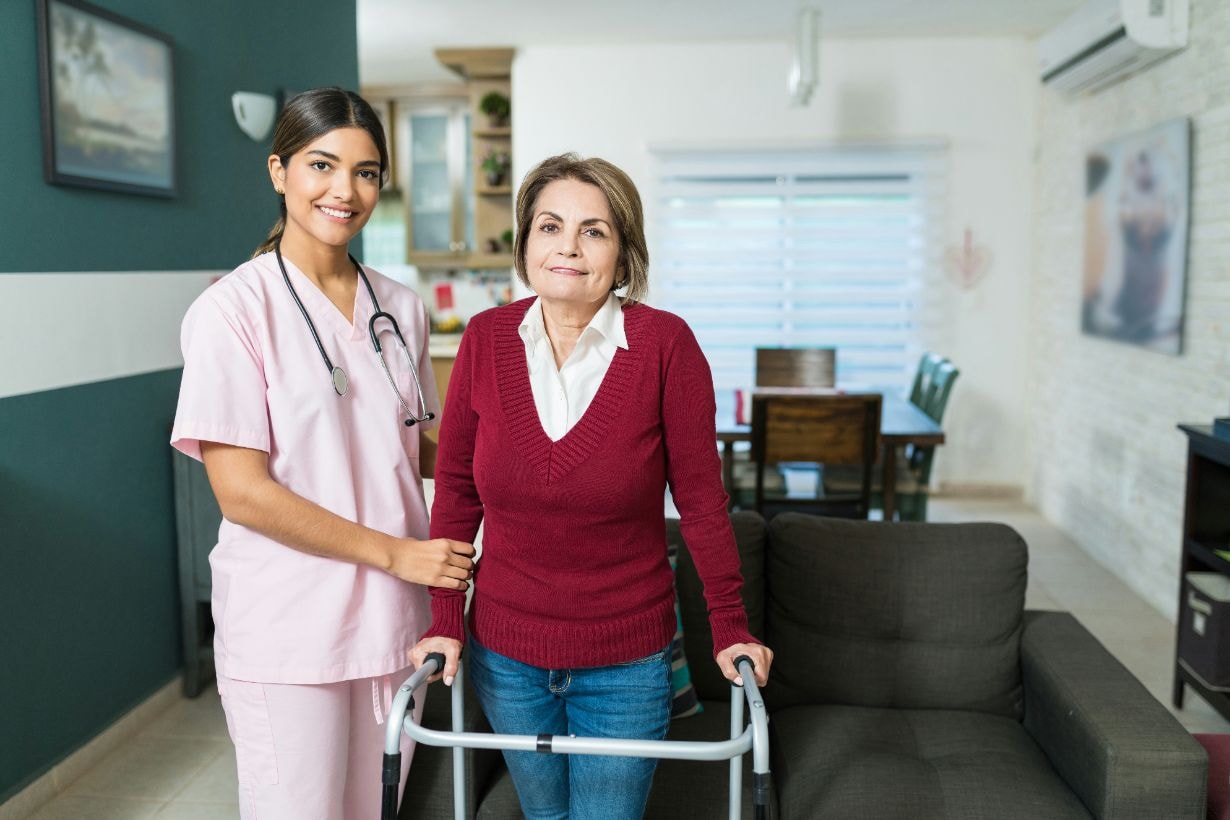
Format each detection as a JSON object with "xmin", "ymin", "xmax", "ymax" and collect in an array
[
  {"xmin": 514, "ymin": 153, "xmax": 650, "ymax": 304},
  {"xmin": 253, "ymin": 87, "xmax": 389, "ymax": 257}
]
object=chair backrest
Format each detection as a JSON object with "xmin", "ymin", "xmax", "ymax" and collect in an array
[
  {"xmin": 755, "ymin": 347, "xmax": 836, "ymax": 388},
  {"xmin": 751, "ymin": 393, "xmax": 881, "ymax": 518},
  {"xmin": 908, "ymin": 352, "xmax": 946, "ymax": 407},
  {"xmin": 909, "ymin": 361, "xmax": 959, "ymax": 481},
  {"xmin": 921, "ymin": 361, "xmax": 959, "ymax": 425}
]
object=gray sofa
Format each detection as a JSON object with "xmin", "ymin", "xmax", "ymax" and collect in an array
[{"xmin": 401, "ymin": 512, "xmax": 1207, "ymax": 819}]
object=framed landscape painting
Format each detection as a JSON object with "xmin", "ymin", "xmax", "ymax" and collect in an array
[
  {"xmin": 1081, "ymin": 118, "xmax": 1190, "ymax": 355},
  {"xmin": 36, "ymin": 0, "xmax": 176, "ymax": 196}
]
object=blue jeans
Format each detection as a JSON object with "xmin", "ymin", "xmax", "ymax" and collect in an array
[{"xmin": 467, "ymin": 636, "xmax": 672, "ymax": 820}]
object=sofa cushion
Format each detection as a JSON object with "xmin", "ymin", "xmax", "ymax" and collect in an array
[
  {"xmin": 667, "ymin": 511, "xmax": 767, "ymax": 702},
  {"xmin": 771, "ymin": 704, "xmax": 1091, "ymax": 820},
  {"xmin": 666, "ymin": 541, "xmax": 702, "ymax": 718},
  {"xmin": 765, "ymin": 514, "xmax": 1026, "ymax": 717}
]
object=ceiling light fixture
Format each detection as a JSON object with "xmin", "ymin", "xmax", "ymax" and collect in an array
[{"xmin": 788, "ymin": 5, "xmax": 820, "ymax": 106}]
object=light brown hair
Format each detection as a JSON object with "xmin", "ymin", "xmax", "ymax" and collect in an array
[{"xmin": 513, "ymin": 153, "xmax": 649, "ymax": 304}]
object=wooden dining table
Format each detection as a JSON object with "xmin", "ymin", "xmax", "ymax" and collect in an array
[{"xmin": 715, "ymin": 388, "xmax": 945, "ymax": 520}]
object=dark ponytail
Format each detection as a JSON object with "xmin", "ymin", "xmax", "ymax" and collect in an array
[{"xmin": 252, "ymin": 87, "xmax": 390, "ymax": 257}]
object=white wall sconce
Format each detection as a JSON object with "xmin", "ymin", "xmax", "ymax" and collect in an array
[
  {"xmin": 232, "ymin": 92, "xmax": 277, "ymax": 142},
  {"xmin": 788, "ymin": 6, "xmax": 820, "ymax": 106}
]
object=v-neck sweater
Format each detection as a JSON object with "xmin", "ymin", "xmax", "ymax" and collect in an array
[{"xmin": 424, "ymin": 297, "xmax": 755, "ymax": 668}]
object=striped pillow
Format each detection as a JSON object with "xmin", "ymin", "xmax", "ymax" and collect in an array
[{"xmin": 667, "ymin": 542, "xmax": 703, "ymax": 719}]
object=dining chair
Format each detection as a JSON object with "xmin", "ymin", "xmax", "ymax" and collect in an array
[
  {"xmin": 750, "ymin": 392, "xmax": 881, "ymax": 520},
  {"xmin": 755, "ymin": 347, "xmax": 837, "ymax": 388},
  {"xmin": 894, "ymin": 361, "xmax": 960, "ymax": 520},
  {"xmin": 908, "ymin": 352, "xmax": 946, "ymax": 407}
]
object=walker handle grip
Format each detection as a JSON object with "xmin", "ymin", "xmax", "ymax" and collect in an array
[
  {"xmin": 734, "ymin": 654, "xmax": 755, "ymax": 676},
  {"xmin": 424, "ymin": 652, "xmax": 446, "ymax": 674}
]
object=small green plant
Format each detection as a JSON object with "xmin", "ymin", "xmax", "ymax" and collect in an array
[
  {"xmin": 481, "ymin": 148, "xmax": 511, "ymax": 184},
  {"xmin": 479, "ymin": 91, "xmax": 510, "ymax": 125},
  {"xmin": 500, "ymin": 228, "xmax": 514, "ymax": 249}
]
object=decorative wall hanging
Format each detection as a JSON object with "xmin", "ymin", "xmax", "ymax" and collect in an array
[
  {"xmin": 36, "ymin": 0, "xmax": 176, "ymax": 196},
  {"xmin": 944, "ymin": 227, "xmax": 991, "ymax": 290},
  {"xmin": 1081, "ymin": 118, "xmax": 1190, "ymax": 355}
]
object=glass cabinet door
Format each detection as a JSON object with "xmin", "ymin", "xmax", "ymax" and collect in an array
[{"xmin": 409, "ymin": 113, "xmax": 453, "ymax": 253}]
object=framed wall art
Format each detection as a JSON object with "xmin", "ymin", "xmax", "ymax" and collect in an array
[
  {"xmin": 1081, "ymin": 118, "xmax": 1191, "ymax": 355},
  {"xmin": 36, "ymin": 0, "xmax": 176, "ymax": 196}
]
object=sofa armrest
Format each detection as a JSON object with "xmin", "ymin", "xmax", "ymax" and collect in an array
[{"xmin": 1020, "ymin": 610, "xmax": 1207, "ymax": 820}]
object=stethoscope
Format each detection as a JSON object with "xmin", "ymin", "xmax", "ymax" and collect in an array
[{"xmin": 275, "ymin": 241, "xmax": 435, "ymax": 428}]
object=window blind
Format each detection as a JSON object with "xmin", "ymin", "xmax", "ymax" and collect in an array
[{"xmin": 648, "ymin": 145, "xmax": 948, "ymax": 393}]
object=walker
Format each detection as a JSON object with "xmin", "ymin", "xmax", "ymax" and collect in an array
[{"xmin": 380, "ymin": 653, "xmax": 771, "ymax": 820}]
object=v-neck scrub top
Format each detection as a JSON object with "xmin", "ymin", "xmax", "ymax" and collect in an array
[{"xmin": 171, "ymin": 252, "xmax": 438, "ymax": 685}]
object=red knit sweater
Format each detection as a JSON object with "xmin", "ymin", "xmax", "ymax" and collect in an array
[{"xmin": 423, "ymin": 298, "xmax": 755, "ymax": 667}]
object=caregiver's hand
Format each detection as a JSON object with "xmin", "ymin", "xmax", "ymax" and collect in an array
[{"xmin": 387, "ymin": 538, "xmax": 475, "ymax": 589}]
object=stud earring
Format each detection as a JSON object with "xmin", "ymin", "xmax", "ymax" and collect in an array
[{"xmin": 274, "ymin": 186, "xmax": 284, "ymax": 195}]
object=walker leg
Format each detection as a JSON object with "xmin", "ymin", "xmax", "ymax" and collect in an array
[
  {"xmin": 452, "ymin": 664, "xmax": 466, "ymax": 819},
  {"xmin": 730, "ymin": 685, "xmax": 745, "ymax": 820}
]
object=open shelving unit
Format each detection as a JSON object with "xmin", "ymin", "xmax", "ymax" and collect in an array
[{"xmin": 1174, "ymin": 424, "xmax": 1230, "ymax": 722}]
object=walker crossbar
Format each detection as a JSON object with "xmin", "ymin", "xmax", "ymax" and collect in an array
[{"xmin": 381, "ymin": 653, "xmax": 771, "ymax": 820}]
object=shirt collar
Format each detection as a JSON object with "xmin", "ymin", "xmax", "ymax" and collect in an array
[{"xmin": 517, "ymin": 294, "xmax": 629, "ymax": 351}]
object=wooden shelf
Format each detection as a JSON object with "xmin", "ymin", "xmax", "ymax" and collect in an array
[
  {"xmin": 474, "ymin": 127, "xmax": 511, "ymax": 138},
  {"xmin": 476, "ymin": 185, "xmax": 512, "ymax": 195},
  {"xmin": 468, "ymin": 252, "xmax": 514, "ymax": 269}
]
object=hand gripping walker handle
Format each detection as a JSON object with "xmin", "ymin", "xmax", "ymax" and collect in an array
[{"xmin": 381, "ymin": 652, "xmax": 448, "ymax": 819}]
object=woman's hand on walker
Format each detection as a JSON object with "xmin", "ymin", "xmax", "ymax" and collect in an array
[
  {"xmin": 386, "ymin": 538, "xmax": 475, "ymax": 589},
  {"xmin": 411, "ymin": 637, "xmax": 463, "ymax": 686},
  {"xmin": 716, "ymin": 643, "xmax": 773, "ymax": 687}
]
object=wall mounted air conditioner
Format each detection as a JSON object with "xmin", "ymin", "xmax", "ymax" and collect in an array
[{"xmin": 1038, "ymin": 0, "xmax": 1188, "ymax": 94}]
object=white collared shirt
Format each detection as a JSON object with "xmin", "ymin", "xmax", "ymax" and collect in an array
[{"xmin": 518, "ymin": 293, "xmax": 628, "ymax": 442}]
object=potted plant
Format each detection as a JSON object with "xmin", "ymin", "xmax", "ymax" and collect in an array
[
  {"xmin": 481, "ymin": 148, "xmax": 511, "ymax": 187},
  {"xmin": 500, "ymin": 228, "xmax": 514, "ymax": 252},
  {"xmin": 479, "ymin": 91, "xmax": 510, "ymax": 127}
]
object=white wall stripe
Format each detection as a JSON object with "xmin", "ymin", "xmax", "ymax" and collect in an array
[{"xmin": 0, "ymin": 271, "xmax": 224, "ymax": 400}]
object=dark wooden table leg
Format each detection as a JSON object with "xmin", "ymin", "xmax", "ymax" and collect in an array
[
  {"xmin": 882, "ymin": 445, "xmax": 898, "ymax": 521},
  {"xmin": 722, "ymin": 441, "xmax": 735, "ymax": 511}
]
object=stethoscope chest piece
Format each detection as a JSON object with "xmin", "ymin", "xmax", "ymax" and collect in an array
[{"xmin": 331, "ymin": 366, "xmax": 350, "ymax": 396}]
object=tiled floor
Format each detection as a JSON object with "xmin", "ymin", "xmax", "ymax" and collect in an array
[{"xmin": 12, "ymin": 497, "xmax": 1230, "ymax": 818}]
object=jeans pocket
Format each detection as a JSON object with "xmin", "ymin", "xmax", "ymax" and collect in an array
[
  {"xmin": 217, "ymin": 676, "xmax": 280, "ymax": 786},
  {"xmin": 615, "ymin": 647, "xmax": 669, "ymax": 666}
]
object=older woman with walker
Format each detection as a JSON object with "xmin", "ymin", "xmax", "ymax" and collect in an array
[
  {"xmin": 171, "ymin": 87, "xmax": 475, "ymax": 820},
  {"xmin": 412, "ymin": 153, "xmax": 773, "ymax": 819}
]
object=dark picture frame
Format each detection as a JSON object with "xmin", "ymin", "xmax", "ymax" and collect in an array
[{"xmin": 36, "ymin": 0, "xmax": 176, "ymax": 197}]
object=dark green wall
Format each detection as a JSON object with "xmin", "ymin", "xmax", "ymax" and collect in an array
[
  {"xmin": 0, "ymin": 0, "xmax": 359, "ymax": 801},
  {"xmin": 0, "ymin": 370, "xmax": 183, "ymax": 800},
  {"xmin": 1, "ymin": 0, "xmax": 360, "ymax": 273}
]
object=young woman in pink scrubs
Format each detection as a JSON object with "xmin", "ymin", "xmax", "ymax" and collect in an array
[{"xmin": 171, "ymin": 87, "xmax": 475, "ymax": 820}]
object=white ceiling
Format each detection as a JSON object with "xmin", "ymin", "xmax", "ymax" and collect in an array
[{"xmin": 357, "ymin": 0, "xmax": 1086, "ymax": 86}]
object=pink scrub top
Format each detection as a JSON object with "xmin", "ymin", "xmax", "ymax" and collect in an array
[{"xmin": 170, "ymin": 252, "xmax": 438, "ymax": 685}]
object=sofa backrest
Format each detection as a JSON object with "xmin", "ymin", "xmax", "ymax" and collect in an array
[
  {"xmin": 667, "ymin": 511, "xmax": 768, "ymax": 702},
  {"xmin": 764, "ymin": 514, "xmax": 1027, "ymax": 719}
]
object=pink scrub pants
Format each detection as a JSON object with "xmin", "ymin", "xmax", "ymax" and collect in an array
[{"xmin": 217, "ymin": 665, "xmax": 422, "ymax": 820}]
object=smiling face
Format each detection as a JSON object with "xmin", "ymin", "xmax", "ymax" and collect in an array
[
  {"xmin": 524, "ymin": 178, "xmax": 621, "ymax": 311},
  {"xmin": 268, "ymin": 126, "xmax": 382, "ymax": 255}
]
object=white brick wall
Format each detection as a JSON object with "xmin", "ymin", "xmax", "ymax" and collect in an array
[{"xmin": 1028, "ymin": 0, "xmax": 1230, "ymax": 619}]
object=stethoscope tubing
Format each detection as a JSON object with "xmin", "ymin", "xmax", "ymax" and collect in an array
[{"xmin": 274, "ymin": 241, "xmax": 435, "ymax": 426}]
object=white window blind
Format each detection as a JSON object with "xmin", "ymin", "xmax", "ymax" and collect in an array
[{"xmin": 648, "ymin": 145, "xmax": 947, "ymax": 393}]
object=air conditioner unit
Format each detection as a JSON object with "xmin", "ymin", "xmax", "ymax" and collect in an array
[{"xmin": 1038, "ymin": 0, "xmax": 1188, "ymax": 94}]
